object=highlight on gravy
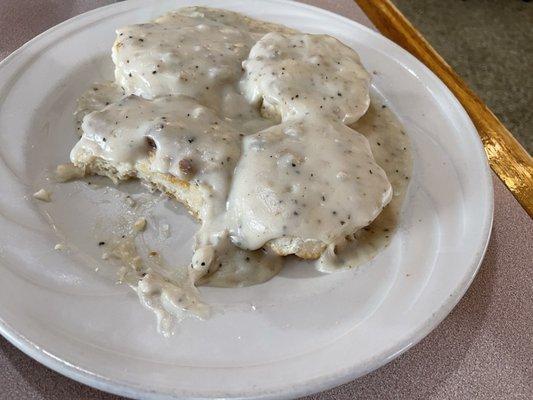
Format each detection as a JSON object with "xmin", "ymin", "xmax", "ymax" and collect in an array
[{"xmin": 65, "ymin": 6, "xmax": 412, "ymax": 335}]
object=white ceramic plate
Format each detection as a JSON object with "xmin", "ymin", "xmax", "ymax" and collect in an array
[{"xmin": 0, "ymin": 0, "xmax": 493, "ymax": 399}]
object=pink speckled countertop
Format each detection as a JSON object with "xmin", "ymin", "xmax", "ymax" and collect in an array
[{"xmin": 0, "ymin": 1, "xmax": 531, "ymax": 399}]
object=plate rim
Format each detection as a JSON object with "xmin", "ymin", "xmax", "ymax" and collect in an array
[{"xmin": 0, "ymin": 0, "xmax": 494, "ymax": 399}]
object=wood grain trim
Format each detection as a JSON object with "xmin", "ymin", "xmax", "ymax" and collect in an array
[{"xmin": 355, "ymin": 0, "xmax": 533, "ymax": 217}]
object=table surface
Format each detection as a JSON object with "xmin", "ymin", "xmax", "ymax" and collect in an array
[{"xmin": 0, "ymin": 1, "xmax": 531, "ymax": 399}]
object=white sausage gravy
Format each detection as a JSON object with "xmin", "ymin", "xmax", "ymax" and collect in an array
[{"xmin": 68, "ymin": 7, "xmax": 412, "ymax": 335}]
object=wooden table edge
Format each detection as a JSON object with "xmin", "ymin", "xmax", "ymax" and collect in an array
[{"xmin": 355, "ymin": 0, "xmax": 533, "ymax": 218}]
